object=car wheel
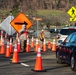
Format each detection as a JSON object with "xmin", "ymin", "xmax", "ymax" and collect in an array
[
  {"xmin": 56, "ymin": 51, "xmax": 62, "ymax": 64},
  {"xmin": 71, "ymin": 55, "xmax": 76, "ymax": 71}
]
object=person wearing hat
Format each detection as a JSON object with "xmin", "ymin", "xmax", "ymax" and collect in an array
[
  {"xmin": 39, "ymin": 30, "xmax": 45, "ymax": 45},
  {"xmin": 20, "ymin": 30, "xmax": 28, "ymax": 52},
  {"xmin": 41, "ymin": 30, "xmax": 45, "ymax": 40}
]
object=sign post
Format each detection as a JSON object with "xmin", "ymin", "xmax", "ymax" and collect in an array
[
  {"xmin": 10, "ymin": 11, "xmax": 12, "ymax": 35},
  {"xmin": 33, "ymin": 17, "xmax": 42, "ymax": 37}
]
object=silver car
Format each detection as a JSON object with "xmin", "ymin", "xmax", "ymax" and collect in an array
[{"xmin": 56, "ymin": 26, "xmax": 76, "ymax": 45}]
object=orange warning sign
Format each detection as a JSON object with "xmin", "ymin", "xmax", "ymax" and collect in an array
[{"xmin": 10, "ymin": 12, "xmax": 32, "ymax": 33}]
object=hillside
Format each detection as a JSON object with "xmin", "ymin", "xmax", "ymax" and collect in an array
[
  {"xmin": 0, "ymin": 0, "xmax": 76, "ymax": 14},
  {"xmin": 0, "ymin": 0, "xmax": 75, "ymax": 29}
]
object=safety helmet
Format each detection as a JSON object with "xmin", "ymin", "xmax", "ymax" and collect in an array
[{"xmin": 42, "ymin": 30, "xmax": 44, "ymax": 32}]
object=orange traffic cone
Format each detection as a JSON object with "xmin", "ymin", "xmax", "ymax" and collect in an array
[
  {"xmin": 32, "ymin": 47, "xmax": 46, "ymax": 72},
  {"xmin": 17, "ymin": 38, "xmax": 20, "ymax": 52},
  {"xmin": 31, "ymin": 36, "xmax": 34, "ymax": 48},
  {"xmin": 12, "ymin": 42, "xmax": 19, "ymax": 64},
  {"xmin": 0, "ymin": 38, "xmax": 1, "ymax": 46},
  {"xmin": 0, "ymin": 32, "xmax": 3, "ymax": 46},
  {"xmin": 42, "ymin": 39, "xmax": 46, "ymax": 52},
  {"xmin": 10, "ymin": 38, "xmax": 13, "ymax": 53},
  {"xmin": 5, "ymin": 41, "xmax": 10, "ymax": 57},
  {"xmin": 0, "ymin": 35, "xmax": 3, "ymax": 53},
  {"xmin": 52, "ymin": 38, "xmax": 56, "ymax": 52},
  {"xmin": 48, "ymin": 40, "xmax": 52, "ymax": 50},
  {"xmin": 35, "ymin": 38, "xmax": 39, "ymax": 52},
  {"xmin": 0, "ymin": 38, "xmax": 5, "ymax": 54},
  {"xmin": 26, "ymin": 38, "xmax": 30, "ymax": 52}
]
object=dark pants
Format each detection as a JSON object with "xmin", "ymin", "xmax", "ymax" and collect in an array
[
  {"xmin": 24, "ymin": 40, "xmax": 27, "ymax": 51},
  {"xmin": 8, "ymin": 35, "xmax": 13, "ymax": 42},
  {"xmin": 40, "ymin": 38, "xmax": 44, "ymax": 42}
]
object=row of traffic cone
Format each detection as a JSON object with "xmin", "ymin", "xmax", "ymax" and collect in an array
[
  {"xmin": 0, "ymin": 35, "xmax": 57, "ymax": 72},
  {"xmin": 11, "ymin": 37, "xmax": 57, "ymax": 64},
  {"xmin": 0, "ymin": 34, "xmax": 56, "ymax": 56},
  {"xmin": 0, "ymin": 38, "xmax": 13, "ymax": 55},
  {"xmin": 0, "ymin": 35, "xmax": 57, "ymax": 56},
  {"xmin": 34, "ymin": 37, "xmax": 57, "ymax": 52}
]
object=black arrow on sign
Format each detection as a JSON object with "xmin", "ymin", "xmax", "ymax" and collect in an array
[
  {"xmin": 14, "ymin": 21, "xmax": 28, "ymax": 30},
  {"xmin": 14, "ymin": 21, "xmax": 28, "ymax": 25}
]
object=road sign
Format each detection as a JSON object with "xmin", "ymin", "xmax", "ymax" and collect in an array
[
  {"xmin": 67, "ymin": 6, "xmax": 76, "ymax": 18},
  {"xmin": 33, "ymin": 17, "xmax": 42, "ymax": 21},
  {"xmin": 0, "ymin": 15, "xmax": 16, "ymax": 35},
  {"xmin": 10, "ymin": 12, "xmax": 33, "ymax": 33},
  {"xmin": 70, "ymin": 17, "xmax": 76, "ymax": 22}
]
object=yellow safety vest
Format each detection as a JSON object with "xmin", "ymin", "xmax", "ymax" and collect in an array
[{"xmin": 41, "ymin": 32, "xmax": 44, "ymax": 39}]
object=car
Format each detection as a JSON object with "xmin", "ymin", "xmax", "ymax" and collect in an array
[
  {"xmin": 56, "ymin": 26, "xmax": 76, "ymax": 45},
  {"xmin": 49, "ymin": 29, "xmax": 55, "ymax": 33},
  {"xmin": 56, "ymin": 32, "xmax": 76, "ymax": 71},
  {"xmin": 49, "ymin": 29, "xmax": 59, "ymax": 33}
]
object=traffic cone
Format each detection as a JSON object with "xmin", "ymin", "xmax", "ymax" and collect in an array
[
  {"xmin": 0, "ymin": 32, "xmax": 3, "ymax": 46},
  {"xmin": 0, "ymin": 38, "xmax": 5, "ymax": 54},
  {"xmin": 42, "ymin": 39, "xmax": 46, "ymax": 52},
  {"xmin": 35, "ymin": 38, "xmax": 39, "ymax": 52},
  {"xmin": 5, "ymin": 41, "xmax": 10, "ymax": 57},
  {"xmin": 0, "ymin": 34, "xmax": 3, "ymax": 53},
  {"xmin": 32, "ymin": 47, "xmax": 46, "ymax": 72},
  {"xmin": 17, "ymin": 38, "xmax": 20, "ymax": 52},
  {"xmin": 47, "ymin": 40, "xmax": 52, "ymax": 50},
  {"xmin": 9, "ymin": 38, "xmax": 13, "ymax": 53},
  {"xmin": 26, "ymin": 38, "xmax": 30, "ymax": 52},
  {"xmin": 31, "ymin": 36, "xmax": 34, "ymax": 48},
  {"xmin": 52, "ymin": 38, "xmax": 56, "ymax": 52},
  {"xmin": 12, "ymin": 42, "xmax": 19, "ymax": 64},
  {"xmin": 0, "ymin": 38, "xmax": 1, "ymax": 46}
]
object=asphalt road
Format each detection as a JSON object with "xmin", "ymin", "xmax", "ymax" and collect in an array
[{"xmin": 0, "ymin": 50, "xmax": 76, "ymax": 75}]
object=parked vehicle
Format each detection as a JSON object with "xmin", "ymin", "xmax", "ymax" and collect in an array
[
  {"xmin": 49, "ymin": 29, "xmax": 59, "ymax": 33},
  {"xmin": 56, "ymin": 26, "xmax": 76, "ymax": 45},
  {"xmin": 56, "ymin": 32, "xmax": 76, "ymax": 71}
]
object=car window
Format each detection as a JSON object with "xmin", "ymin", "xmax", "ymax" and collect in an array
[
  {"xmin": 66, "ymin": 34, "xmax": 73, "ymax": 42},
  {"xmin": 70, "ymin": 34, "xmax": 76, "ymax": 43},
  {"xmin": 60, "ymin": 29, "xmax": 76, "ymax": 35}
]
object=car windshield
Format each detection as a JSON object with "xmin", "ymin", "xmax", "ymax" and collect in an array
[{"xmin": 60, "ymin": 29, "xmax": 76, "ymax": 35}]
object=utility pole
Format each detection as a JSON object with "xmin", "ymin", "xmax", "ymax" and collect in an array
[
  {"xmin": 33, "ymin": 17, "xmax": 42, "ymax": 37},
  {"xmin": 10, "ymin": 10, "xmax": 12, "ymax": 35}
]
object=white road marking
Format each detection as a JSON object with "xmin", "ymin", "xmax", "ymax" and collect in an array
[{"xmin": 20, "ymin": 63, "xmax": 30, "ymax": 67}]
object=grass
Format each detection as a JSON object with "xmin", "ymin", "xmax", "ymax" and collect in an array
[{"xmin": 36, "ymin": 9, "xmax": 67, "ymax": 17}]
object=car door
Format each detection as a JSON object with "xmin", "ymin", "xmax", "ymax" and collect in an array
[
  {"xmin": 66, "ymin": 34, "xmax": 76, "ymax": 62},
  {"xmin": 61, "ymin": 33, "xmax": 73, "ymax": 61}
]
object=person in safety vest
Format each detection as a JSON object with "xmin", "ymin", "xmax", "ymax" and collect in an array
[
  {"xmin": 40, "ymin": 29, "xmax": 45, "ymax": 43},
  {"xmin": 20, "ymin": 29, "xmax": 28, "ymax": 52}
]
